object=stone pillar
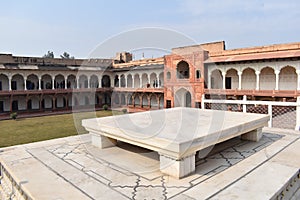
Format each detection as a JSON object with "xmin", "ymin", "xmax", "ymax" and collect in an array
[
  {"xmin": 157, "ymin": 75, "xmax": 160, "ymax": 88},
  {"xmin": 241, "ymin": 127, "xmax": 263, "ymax": 142},
  {"xmin": 91, "ymin": 133, "xmax": 117, "ymax": 149},
  {"xmin": 132, "ymin": 77, "xmax": 135, "ymax": 88},
  {"xmin": 255, "ymin": 71, "xmax": 260, "ymax": 90},
  {"xmin": 87, "ymin": 77, "xmax": 90, "ymax": 88},
  {"xmin": 77, "ymin": 77, "xmax": 80, "ymax": 89},
  {"xmin": 99, "ymin": 76, "xmax": 102, "ymax": 88},
  {"xmin": 8, "ymin": 78, "xmax": 12, "ymax": 91},
  {"xmin": 222, "ymin": 72, "xmax": 226, "ymax": 89},
  {"xmin": 148, "ymin": 74, "xmax": 150, "ymax": 85},
  {"xmin": 24, "ymin": 77, "xmax": 27, "ymax": 90},
  {"xmin": 201, "ymin": 94, "xmax": 205, "ymax": 110},
  {"xmin": 238, "ymin": 71, "xmax": 242, "ymax": 90},
  {"xmin": 296, "ymin": 70, "xmax": 300, "ymax": 90},
  {"xmin": 139, "ymin": 76, "xmax": 142, "ymax": 88},
  {"xmin": 65, "ymin": 78, "xmax": 67, "ymax": 89},
  {"xmin": 140, "ymin": 96, "xmax": 143, "ymax": 107},
  {"xmin": 159, "ymin": 153, "xmax": 196, "ymax": 179},
  {"xmin": 38, "ymin": 77, "xmax": 42, "ymax": 90},
  {"xmin": 52, "ymin": 77, "xmax": 55, "ymax": 90},
  {"xmin": 118, "ymin": 75, "xmax": 121, "ymax": 88},
  {"xmin": 208, "ymin": 72, "xmax": 211, "ymax": 89},
  {"xmin": 275, "ymin": 70, "xmax": 280, "ymax": 90},
  {"xmin": 125, "ymin": 77, "xmax": 128, "ymax": 88}
]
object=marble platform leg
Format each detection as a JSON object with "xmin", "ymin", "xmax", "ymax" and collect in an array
[
  {"xmin": 159, "ymin": 153, "xmax": 196, "ymax": 179},
  {"xmin": 241, "ymin": 127, "xmax": 263, "ymax": 142},
  {"xmin": 91, "ymin": 133, "xmax": 117, "ymax": 149}
]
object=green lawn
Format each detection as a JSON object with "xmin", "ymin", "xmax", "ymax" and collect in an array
[{"xmin": 0, "ymin": 110, "xmax": 121, "ymax": 148}]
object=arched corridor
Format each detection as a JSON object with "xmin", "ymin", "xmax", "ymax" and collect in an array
[
  {"xmin": 242, "ymin": 68, "xmax": 256, "ymax": 89},
  {"xmin": 175, "ymin": 88, "xmax": 192, "ymax": 107},
  {"xmin": 260, "ymin": 67, "xmax": 275, "ymax": 90},
  {"xmin": 0, "ymin": 74, "xmax": 9, "ymax": 90},
  {"xmin": 11, "ymin": 74, "xmax": 24, "ymax": 90},
  {"xmin": 279, "ymin": 66, "xmax": 297, "ymax": 90},
  {"xmin": 225, "ymin": 69, "xmax": 238, "ymax": 89},
  {"xmin": 211, "ymin": 69, "xmax": 223, "ymax": 89}
]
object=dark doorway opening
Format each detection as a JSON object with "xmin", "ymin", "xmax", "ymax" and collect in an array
[
  {"xmin": 0, "ymin": 101, "xmax": 4, "ymax": 112},
  {"xmin": 225, "ymin": 77, "xmax": 232, "ymax": 89},
  {"xmin": 11, "ymin": 81, "xmax": 17, "ymax": 90},
  {"xmin": 12, "ymin": 100, "xmax": 18, "ymax": 111},
  {"xmin": 166, "ymin": 100, "xmax": 171, "ymax": 108}
]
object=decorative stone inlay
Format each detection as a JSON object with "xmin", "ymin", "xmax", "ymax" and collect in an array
[{"xmin": 1, "ymin": 129, "xmax": 298, "ymax": 199}]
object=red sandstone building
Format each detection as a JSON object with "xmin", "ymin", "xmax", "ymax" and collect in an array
[{"xmin": 1, "ymin": 41, "xmax": 300, "ymax": 118}]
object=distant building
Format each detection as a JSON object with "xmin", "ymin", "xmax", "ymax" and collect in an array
[{"xmin": 1, "ymin": 41, "xmax": 300, "ymax": 117}]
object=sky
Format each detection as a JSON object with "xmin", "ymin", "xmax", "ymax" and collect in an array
[{"xmin": 1, "ymin": 0, "xmax": 300, "ymax": 59}]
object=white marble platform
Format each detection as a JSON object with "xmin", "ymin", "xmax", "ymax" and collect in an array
[
  {"xmin": 0, "ymin": 128, "xmax": 299, "ymax": 199},
  {"xmin": 82, "ymin": 107, "xmax": 269, "ymax": 178}
]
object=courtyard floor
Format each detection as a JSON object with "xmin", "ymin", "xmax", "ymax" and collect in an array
[{"xmin": 0, "ymin": 127, "xmax": 299, "ymax": 199}]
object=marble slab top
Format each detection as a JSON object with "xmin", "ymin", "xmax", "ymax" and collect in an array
[{"xmin": 82, "ymin": 107, "xmax": 269, "ymax": 157}]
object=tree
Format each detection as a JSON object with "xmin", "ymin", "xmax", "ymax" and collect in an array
[
  {"xmin": 43, "ymin": 51, "xmax": 54, "ymax": 58},
  {"xmin": 60, "ymin": 52, "xmax": 74, "ymax": 59}
]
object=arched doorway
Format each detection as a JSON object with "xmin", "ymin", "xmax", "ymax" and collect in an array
[
  {"xmin": 177, "ymin": 61, "xmax": 189, "ymax": 79},
  {"xmin": 279, "ymin": 66, "xmax": 297, "ymax": 90},
  {"xmin": 210, "ymin": 69, "xmax": 223, "ymax": 89},
  {"xmin": 101, "ymin": 75, "xmax": 111, "ymax": 88},
  {"xmin": 175, "ymin": 88, "xmax": 192, "ymax": 107}
]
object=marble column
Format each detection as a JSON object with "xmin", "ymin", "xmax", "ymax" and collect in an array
[
  {"xmin": 222, "ymin": 72, "xmax": 226, "ymax": 89},
  {"xmin": 255, "ymin": 71, "xmax": 260, "ymax": 90},
  {"xmin": 77, "ymin": 77, "xmax": 80, "ymax": 89},
  {"xmin": 238, "ymin": 71, "xmax": 242, "ymax": 90},
  {"xmin": 87, "ymin": 77, "xmax": 90, "ymax": 89},
  {"xmin": 99, "ymin": 76, "xmax": 102, "ymax": 88},
  {"xmin": 38, "ymin": 77, "xmax": 42, "ymax": 90},
  {"xmin": 52, "ymin": 77, "xmax": 55, "ymax": 90},
  {"xmin": 275, "ymin": 70, "xmax": 280, "ymax": 90},
  {"xmin": 159, "ymin": 153, "xmax": 196, "ymax": 179},
  {"xmin": 148, "ymin": 74, "xmax": 151, "ymax": 84},
  {"xmin": 24, "ymin": 77, "xmax": 27, "ymax": 90},
  {"xmin": 65, "ymin": 78, "xmax": 67, "ymax": 89},
  {"xmin": 208, "ymin": 72, "xmax": 211, "ymax": 89},
  {"xmin": 132, "ymin": 77, "xmax": 135, "ymax": 88},
  {"xmin": 8, "ymin": 76, "xmax": 12, "ymax": 91}
]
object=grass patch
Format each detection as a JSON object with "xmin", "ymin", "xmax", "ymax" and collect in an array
[{"xmin": 0, "ymin": 110, "xmax": 121, "ymax": 148}]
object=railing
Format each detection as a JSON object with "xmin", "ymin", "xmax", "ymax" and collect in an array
[
  {"xmin": 201, "ymin": 95, "xmax": 300, "ymax": 130},
  {"xmin": 204, "ymin": 89, "xmax": 300, "ymax": 97}
]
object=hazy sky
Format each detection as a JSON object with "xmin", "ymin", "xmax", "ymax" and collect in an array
[{"xmin": 1, "ymin": 0, "xmax": 299, "ymax": 58}]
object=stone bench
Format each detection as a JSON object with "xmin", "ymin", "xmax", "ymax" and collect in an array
[{"xmin": 82, "ymin": 107, "xmax": 269, "ymax": 179}]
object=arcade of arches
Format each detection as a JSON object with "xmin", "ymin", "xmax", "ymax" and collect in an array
[
  {"xmin": 209, "ymin": 66, "xmax": 299, "ymax": 91},
  {"xmin": 0, "ymin": 71, "xmax": 164, "ymax": 113}
]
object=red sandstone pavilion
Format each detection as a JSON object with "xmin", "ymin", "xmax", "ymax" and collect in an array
[{"xmin": 1, "ymin": 41, "xmax": 300, "ymax": 117}]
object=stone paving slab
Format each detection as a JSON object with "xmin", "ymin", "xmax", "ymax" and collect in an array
[{"xmin": 0, "ymin": 128, "xmax": 299, "ymax": 199}]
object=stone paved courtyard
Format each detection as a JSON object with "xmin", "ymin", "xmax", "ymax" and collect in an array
[{"xmin": 0, "ymin": 127, "xmax": 300, "ymax": 199}]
